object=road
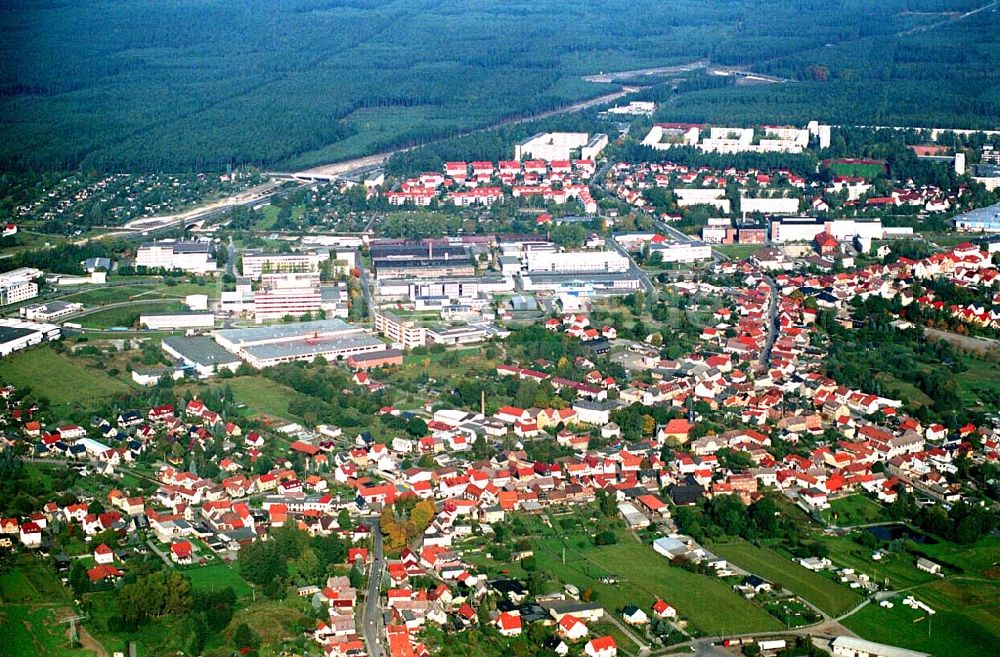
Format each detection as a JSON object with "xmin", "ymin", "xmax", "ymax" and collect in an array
[
  {"xmin": 760, "ymin": 274, "xmax": 780, "ymax": 369},
  {"xmin": 606, "ymin": 236, "xmax": 657, "ymax": 305},
  {"xmin": 361, "ymin": 515, "xmax": 386, "ymax": 657}
]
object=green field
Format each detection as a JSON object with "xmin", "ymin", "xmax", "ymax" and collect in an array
[
  {"xmin": 712, "ymin": 541, "xmax": 862, "ymax": 616},
  {"xmin": 815, "ymin": 533, "xmax": 934, "ymax": 591},
  {"xmin": 843, "ymin": 582, "xmax": 1000, "ymax": 657},
  {"xmin": 826, "ymin": 161, "xmax": 887, "ymax": 179},
  {"xmin": 186, "ymin": 563, "xmax": 253, "ymax": 598},
  {"xmin": 491, "ymin": 520, "xmax": 782, "ymax": 636},
  {"xmin": 0, "ymin": 605, "xmax": 95, "ymax": 657},
  {"xmin": 61, "ymin": 285, "xmax": 149, "ymax": 305},
  {"xmin": 714, "ymin": 244, "xmax": 760, "ymax": 261},
  {"xmin": 822, "ymin": 495, "xmax": 889, "ymax": 527},
  {"xmin": 78, "ymin": 300, "xmax": 188, "ymax": 329},
  {"xmin": 228, "ymin": 376, "xmax": 310, "ymax": 421},
  {"xmin": 0, "ymin": 345, "xmax": 131, "ymax": 405}
]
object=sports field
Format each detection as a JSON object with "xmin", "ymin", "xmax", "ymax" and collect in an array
[{"xmin": 712, "ymin": 541, "xmax": 861, "ymax": 616}]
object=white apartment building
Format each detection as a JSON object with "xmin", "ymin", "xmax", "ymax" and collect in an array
[
  {"xmin": 373, "ymin": 310, "xmax": 427, "ymax": 349},
  {"xmin": 136, "ymin": 241, "xmax": 217, "ymax": 273},
  {"xmin": 515, "ymin": 132, "xmax": 606, "ymax": 162}
]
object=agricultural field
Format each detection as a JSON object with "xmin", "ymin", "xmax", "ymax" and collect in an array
[
  {"xmin": 0, "ymin": 345, "xmax": 131, "ymax": 406},
  {"xmin": 711, "ymin": 541, "xmax": 862, "ymax": 616}
]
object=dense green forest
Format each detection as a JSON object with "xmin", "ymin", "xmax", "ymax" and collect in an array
[{"xmin": 1, "ymin": 0, "xmax": 997, "ymax": 173}]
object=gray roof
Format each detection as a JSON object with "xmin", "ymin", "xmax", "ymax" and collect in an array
[
  {"xmin": 242, "ymin": 334, "xmax": 385, "ymax": 361},
  {"xmin": 162, "ymin": 336, "xmax": 241, "ymax": 367},
  {"xmin": 830, "ymin": 636, "xmax": 929, "ymax": 657},
  {"xmin": 214, "ymin": 319, "xmax": 355, "ymax": 345}
]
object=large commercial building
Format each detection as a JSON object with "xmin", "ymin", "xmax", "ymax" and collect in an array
[
  {"xmin": 161, "ymin": 335, "xmax": 242, "ymax": 378},
  {"xmin": 213, "ymin": 319, "xmax": 386, "ymax": 368},
  {"xmin": 241, "ymin": 250, "xmax": 329, "ymax": 279},
  {"xmin": 0, "ymin": 318, "xmax": 60, "ymax": 357},
  {"xmin": 136, "ymin": 240, "xmax": 217, "ymax": 273},
  {"xmin": 525, "ymin": 249, "xmax": 630, "ymax": 273},
  {"xmin": 740, "ymin": 195, "xmax": 801, "ymax": 216}
]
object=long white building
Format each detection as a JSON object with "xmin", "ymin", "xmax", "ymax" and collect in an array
[{"xmin": 525, "ymin": 249, "xmax": 630, "ymax": 273}]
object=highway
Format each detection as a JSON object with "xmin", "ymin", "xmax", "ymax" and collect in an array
[{"xmin": 361, "ymin": 515, "xmax": 386, "ymax": 657}]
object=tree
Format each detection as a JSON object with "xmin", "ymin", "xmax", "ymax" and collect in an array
[
  {"xmin": 238, "ymin": 540, "xmax": 288, "ymax": 588},
  {"xmin": 69, "ymin": 560, "xmax": 90, "ymax": 596},
  {"xmin": 234, "ymin": 623, "xmax": 258, "ymax": 651}
]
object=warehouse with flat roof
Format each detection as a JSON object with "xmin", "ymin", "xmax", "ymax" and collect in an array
[
  {"xmin": 213, "ymin": 319, "xmax": 386, "ymax": 368},
  {"xmin": 161, "ymin": 336, "xmax": 242, "ymax": 378}
]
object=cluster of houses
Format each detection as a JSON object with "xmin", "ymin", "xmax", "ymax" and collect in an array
[{"xmin": 384, "ymin": 159, "xmax": 598, "ymax": 213}]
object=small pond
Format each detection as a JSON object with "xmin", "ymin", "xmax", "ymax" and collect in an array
[{"xmin": 866, "ymin": 524, "xmax": 936, "ymax": 544}]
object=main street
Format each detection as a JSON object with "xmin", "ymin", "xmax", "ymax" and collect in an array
[{"xmin": 360, "ymin": 515, "xmax": 386, "ymax": 657}]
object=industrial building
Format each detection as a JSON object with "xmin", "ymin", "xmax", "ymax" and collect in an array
[
  {"xmin": 519, "ymin": 271, "xmax": 642, "ymax": 294},
  {"xmin": 0, "ymin": 318, "xmax": 60, "ymax": 357},
  {"xmin": 649, "ymin": 240, "xmax": 713, "ymax": 263},
  {"xmin": 769, "ymin": 217, "xmax": 912, "ymax": 243},
  {"xmin": 525, "ymin": 249, "xmax": 630, "ymax": 273},
  {"xmin": 375, "ymin": 275, "xmax": 514, "ymax": 302},
  {"xmin": 135, "ymin": 240, "xmax": 217, "ymax": 273},
  {"xmin": 953, "ymin": 202, "xmax": 1000, "ymax": 232},
  {"xmin": 20, "ymin": 301, "xmax": 82, "ymax": 322},
  {"xmin": 0, "ymin": 267, "xmax": 42, "ymax": 306},
  {"xmin": 241, "ymin": 250, "xmax": 329, "ymax": 279},
  {"xmin": 252, "ymin": 286, "xmax": 322, "ymax": 323},
  {"xmin": 370, "ymin": 242, "xmax": 474, "ymax": 279},
  {"xmin": 139, "ymin": 312, "xmax": 215, "ymax": 330},
  {"xmin": 161, "ymin": 336, "xmax": 242, "ymax": 378},
  {"xmin": 0, "ymin": 279, "xmax": 38, "ymax": 306},
  {"xmin": 213, "ymin": 319, "xmax": 386, "ymax": 368}
]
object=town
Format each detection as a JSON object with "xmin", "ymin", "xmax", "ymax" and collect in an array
[{"xmin": 2, "ymin": 115, "xmax": 1000, "ymax": 657}]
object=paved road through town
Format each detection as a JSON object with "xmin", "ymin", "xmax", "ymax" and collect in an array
[{"xmin": 361, "ymin": 515, "xmax": 386, "ymax": 657}]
